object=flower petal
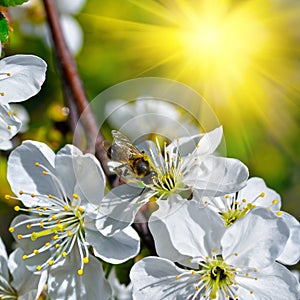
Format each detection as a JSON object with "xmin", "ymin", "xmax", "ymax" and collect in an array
[
  {"xmin": 85, "ymin": 226, "xmax": 140, "ymax": 264},
  {"xmin": 7, "ymin": 140, "xmax": 57, "ymax": 206},
  {"xmin": 222, "ymin": 208, "xmax": 289, "ymax": 269},
  {"xmin": 277, "ymin": 212, "xmax": 300, "ymax": 265},
  {"xmin": 236, "ymin": 263, "xmax": 299, "ymax": 300},
  {"xmin": 0, "ymin": 237, "xmax": 9, "ymax": 281},
  {"xmin": 96, "ymin": 184, "xmax": 151, "ymax": 236},
  {"xmin": 47, "ymin": 251, "xmax": 112, "ymax": 300},
  {"xmin": 237, "ymin": 177, "xmax": 281, "ymax": 211},
  {"xmin": 150, "ymin": 198, "xmax": 225, "ymax": 263},
  {"xmin": 0, "ymin": 55, "xmax": 46, "ymax": 105},
  {"xmin": 130, "ymin": 257, "xmax": 197, "ymax": 300},
  {"xmin": 183, "ymin": 156, "xmax": 249, "ymax": 196},
  {"xmin": 55, "ymin": 146, "xmax": 106, "ymax": 206}
]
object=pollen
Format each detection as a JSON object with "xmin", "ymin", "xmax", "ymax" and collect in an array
[
  {"xmin": 14, "ymin": 205, "xmax": 20, "ymax": 211},
  {"xmin": 78, "ymin": 269, "xmax": 84, "ymax": 276},
  {"xmin": 64, "ymin": 205, "xmax": 69, "ymax": 211},
  {"xmin": 19, "ymin": 190, "xmax": 24, "ymax": 195},
  {"xmin": 35, "ymin": 162, "xmax": 40, "ymax": 167},
  {"xmin": 0, "ymin": 92, "xmax": 4, "ymax": 96},
  {"xmin": 8, "ymin": 227, "xmax": 14, "ymax": 233},
  {"xmin": 48, "ymin": 260, "xmax": 54, "ymax": 266},
  {"xmin": 260, "ymin": 192, "xmax": 265, "ymax": 198},
  {"xmin": 83, "ymin": 257, "xmax": 89, "ymax": 264},
  {"xmin": 72, "ymin": 193, "xmax": 79, "ymax": 199},
  {"xmin": 26, "ymin": 224, "xmax": 32, "ymax": 229},
  {"xmin": 48, "ymin": 194, "xmax": 53, "ymax": 198},
  {"xmin": 33, "ymin": 249, "xmax": 39, "ymax": 255},
  {"xmin": 276, "ymin": 211, "xmax": 282, "ymax": 216},
  {"xmin": 31, "ymin": 193, "xmax": 35, "ymax": 198},
  {"xmin": 62, "ymin": 252, "xmax": 67, "ymax": 258},
  {"xmin": 272, "ymin": 200, "xmax": 278, "ymax": 205},
  {"xmin": 36, "ymin": 265, "xmax": 42, "ymax": 271},
  {"xmin": 42, "ymin": 171, "xmax": 47, "ymax": 175},
  {"xmin": 7, "ymin": 111, "xmax": 11, "ymax": 116},
  {"xmin": 4, "ymin": 194, "xmax": 10, "ymax": 200},
  {"xmin": 22, "ymin": 255, "xmax": 27, "ymax": 260},
  {"xmin": 175, "ymin": 275, "xmax": 180, "ymax": 280},
  {"xmin": 17, "ymin": 234, "xmax": 22, "ymax": 239},
  {"xmin": 7, "ymin": 125, "xmax": 11, "ymax": 130}
]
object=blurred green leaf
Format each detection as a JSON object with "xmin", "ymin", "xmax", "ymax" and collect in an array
[
  {"xmin": 0, "ymin": 13, "xmax": 8, "ymax": 43},
  {"xmin": 0, "ymin": 0, "xmax": 28, "ymax": 6}
]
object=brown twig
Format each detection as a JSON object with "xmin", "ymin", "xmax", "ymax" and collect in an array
[{"xmin": 42, "ymin": 0, "xmax": 155, "ymax": 253}]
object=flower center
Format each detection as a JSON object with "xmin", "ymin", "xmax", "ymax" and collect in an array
[{"xmin": 146, "ymin": 140, "xmax": 191, "ymax": 200}]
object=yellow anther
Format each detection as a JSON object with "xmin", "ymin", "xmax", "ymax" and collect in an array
[
  {"xmin": 33, "ymin": 249, "xmax": 39, "ymax": 255},
  {"xmin": 72, "ymin": 193, "xmax": 78, "ymax": 199},
  {"xmin": 17, "ymin": 234, "xmax": 22, "ymax": 239},
  {"xmin": 31, "ymin": 193, "xmax": 35, "ymax": 198},
  {"xmin": 254, "ymin": 277, "xmax": 258, "ymax": 280},
  {"xmin": 31, "ymin": 232, "xmax": 38, "ymax": 241},
  {"xmin": 250, "ymin": 291, "xmax": 254, "ymax": 294},
  {"xmin": 48, "ymin": 260, "xmax": 54, "ymax": 266},
  {"xmin": 19, "ymin": 190, "xmax": 24, "ymax": 195},
  {"xmin": 43, "ymin": 207, "xmax": 47, "ymax": 211},
  {"xmin": 48, "ymin": 194, "xmax": 53, "ymax": 198},
  {"xmin": 242, "ymin": 198, "xmax": 247, "ymax": 203},
  {"xmin": 22, "ymin": 255, "xmax": 27, "ymax": 260},
  {"xmin": 35, "ymin": 162, "xmax": 40, "ymax": 167},
  {"xmin": 8, "ymin": 227, "xmax": 14, "ymax": 233},
  {"xmin": 6, "ymin": 73, "xmax": 11, "ymax": 76},
  {"xmin": 68, "ymin": 231, "xmax": 72, "ymax": 237},
  {"xmin": 57, "ymin": 224, "xmax": 64, "ymax": 232},
  {"xmin": 78, "ymin": 206, "xmax": 84, "ymax": 213},
  {"xmin": 36, "ymin": 266, "xmax": 42, "ymax": 271},
  {"xmin": 0, "ymin": 92, "xmax": 4, "ymax": 96},
  {"xmin": 7, "ymin": 111, "xmax": 11, "ymax": 116},
  {"xmin": 55, "ymin": 244, "xmax": 60, "ymax": 248},
  {"xmin": 196, "ymin": 286, "xmax": 200, "ymax": 291},
  {"xmin": 212, "ymin": 249, "xmax": 217, "ymax": 253},
  {"xmin": 26, "ymin": 224, "xmax": 32, "ymax": 229},
  {"xmin": 78, "ymin": 269, "xmax": 84, "ymax": 276},
  {"xmin": 191, "ymin": 271, "xmax": 196, "ymax": 275},
  {"xmin": 254, "ymin": 268, "xmax": 258, "ymax": 272},
  {"xmin": 4, "ymin": 194, "xmax": 10, "ymax": 200},
  {"xmin": 39, "ymin": 221, "xmax": 44, "ymax": 227},
  {"xmin": 62, "ymin": 252, "xmax": 67, "ymax": 258},
  {"xmin": 276, "ymin": 211, "xmax": 282, "ymax": 216},
  {"xmin": 45, "ymin": 242, "xmax": 50, "ymax": 246},
  {"xmin": 175, "ymin": 275, "xmax": 180, "ymax": 280},
  {"xmin": 7, "ymin": 125, "xmax": 11, "ymax": 130},
  {"xmin": 42, "ymin": 171, "xmax": 47, "ymax": 175},
  {"xmin": 272, "ymin": 200, "xmax": 278, "ymax": 205},
  {"xmin": 245, "ymin": 273, "xmax": 249, "ymax": 277},
  {"xmin": 188, "ymin": 258, "xmax": 193, "ymax": 263},
  {"xmin": 52, "ymin": 215, "xmax": 57, "ymax": 220},
  {"xmin": 53, "ymin": 235, "xmax": 59, "ymax": 240},
  {"xmin": 225, "ymin": 194, "xmax": 229, "ymax": 199},
  {"xmin": 38, "ymin": 212, "xmax": 43, "ymax": 216},
  {"xmin": 136, "ymin": 201, "xmax": 141, "ymax": 204},
  {"xmin": 234, "ymin": 252, "xmax": 238, "ymax": 256},
  {"xmin": 260, "ymin": 192, "xmax": 265, "ymax": 198},
  {"xmin": 64, "ymin": 205, "xmax": 69, "ymax": 211},
  {"xmin": 83, "ymin": 257, "xmax": 89, "ymax": 264},
  {"xmin": 14, "ymin": 205, "xmax": 20, "ymax": 211}
]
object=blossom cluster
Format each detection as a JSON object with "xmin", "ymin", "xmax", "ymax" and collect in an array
[{"xmin": 0, "ymin": 43, "xmax": 299, "ymax": 300}]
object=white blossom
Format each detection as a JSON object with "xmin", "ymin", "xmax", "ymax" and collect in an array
[
  {"xmin": 96, "ymin": 127, "xmax": 248, "ymax": 236},
  {"xmin": 131, "ymin": 201, "xmax": 299, "ymax": 299},
  {"xmin": 0, "ymin": 46, "xmax": 46, "ymax": 149},
  {"xmin": 201, "ymin": 177, "xmax": 300, "ymax": 265},
  {"xmin": 6, "ymin": 141, "xmax": 140, "ymax": 299}
]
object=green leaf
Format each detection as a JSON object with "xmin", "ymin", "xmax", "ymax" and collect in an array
[
  {"xmin": 0, "ymin": 13, "xmax": 8, "ymax": 43},
  {"xmin": 0, "ymin": 0, "xmax": 29, "ymax": 7}
]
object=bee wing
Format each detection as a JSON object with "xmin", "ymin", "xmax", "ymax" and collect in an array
[{"xmin": 110, "ymin": 130, "xmax": 140, "ymax": 163}]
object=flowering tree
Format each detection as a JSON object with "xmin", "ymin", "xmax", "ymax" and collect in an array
[{"xmin": 0, "ymin": 1, "xmax": 299, "ymax": 300}]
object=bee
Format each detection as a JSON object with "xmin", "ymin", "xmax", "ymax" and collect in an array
[{"xmin": 104, "ymin": 130, "xmax": 153, "ymax": 179}]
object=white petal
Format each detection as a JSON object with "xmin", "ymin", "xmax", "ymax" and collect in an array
[
  {"xmin": 0, "ymin": 103, "xmax": 22, "ymax": 146},
  {"xmin": 150, "ymin": 198, "xmax": 225, "ymax": 263},
  {"xmin": 183, "ymin": 156, "xmax": 249, "ymax": 196},
  {"xmin": 236, "ymin": 263, "xmax": 299, "ymax": 300},
  {"xmin": 96, "ymin": 184, "xmax": 151, "ymax": 236},
  {"xmin": 194, "ymin": 126, "xmax": 223, "ymax": 156},
  {"xmin": 55, "ymin": 147, "xmax": 106, "ymax": 206},
  {"xmin": 0, "ymin": 55, "xmax": 46, "ymax": 105},
  {"xmin": 277, "ymin": 212, "xmax": 300, "ymax": 265},
  {"xmin": 237, "ymin": 177, "xmax": 281, "ymax": 210},
  {"xmin": 8, "ymin": 248, "xmax": 43, "ymax": 298},
  {"xmin": 7, "ymin": 140, "xmax": 57, "ymax": 206},
  {"xmin": 222, "ymin": 208, "xmax": 289, "ymax": 269},
  {"xmin": 10, "ymin": 104, "xmax": 30, "ymax": 133},
  {"xmin": 47, "ymin": 252, "xmax": 112, "ymax": 300},
  {"xmin": 130, "ymin": 257, "xmax": 197, "ymax": 300},
  {"xmin": 0, "ymin": 139, "xmax": 13, "ymax": 150},
  {"xmin": 0, "ymin": 237, "xmax": 9, "ymax": 281},
  {"xmin": 85, "ymin": 226, "xmax": 140, "ymax": 264}
]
